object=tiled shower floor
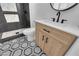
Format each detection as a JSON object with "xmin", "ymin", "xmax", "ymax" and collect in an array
[{"xmin": 0, "ymin": 36, "xmax": 46, "ymax": 56}]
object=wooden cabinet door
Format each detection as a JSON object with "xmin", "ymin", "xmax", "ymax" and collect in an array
[
  {"xmin": 36, "ymin": 23, "xmax": 45, "ymax": 51},
  {"xmin": 43, "ymin": 33, "xmax": 67, "ymax": 56},
  {"xmin": 43, "ymin": 35, "xmax": 53, "ymax": 56},
  {"xmin": 38, "ymin": 30, "xmax": 46, "ymax": 51},
  {"xmin": 49, "ymin": 37, "xmax": 67, "ymax": 56}
]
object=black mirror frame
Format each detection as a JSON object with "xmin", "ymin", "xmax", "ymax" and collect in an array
[{"xmin": 50, "ymin": 3, "xmax": 78, "ymax": 11}]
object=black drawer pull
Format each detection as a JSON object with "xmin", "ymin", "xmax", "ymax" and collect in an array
[
  {"xmin": 43, "ymin": 29, "xmax": 50, "ymax": 33},
  {"xmin": 42, "ymin": 35, "xmax": 44, "ymax": 41},
  {"xmin": 45, "ymin": 37, "xmax": 48, "ymax": 43}
]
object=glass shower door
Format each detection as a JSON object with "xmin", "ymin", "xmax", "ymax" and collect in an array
[{"xmin": 0, "ymin": 3, "xmax": 22, "ymax": 33}]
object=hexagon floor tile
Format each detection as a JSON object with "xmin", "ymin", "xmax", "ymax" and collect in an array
[{"xmin": 0, "ymin": 36, "xmax": 46, "ymax": 56}]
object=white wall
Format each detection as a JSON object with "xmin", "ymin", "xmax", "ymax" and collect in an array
[{"xmin": 29, "ymin": 3, "xmax": 79, "ymax": 27}]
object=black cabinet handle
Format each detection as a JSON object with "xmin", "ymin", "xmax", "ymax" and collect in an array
[
  {"xmin": 43, "ymin": 29, "xmax": 50, "ymax": 33},
  {"xmin": 42, "ymin": 35, "xmax": 44, "ymax": 41},
  {"xmin": 45, "ymin": 37, "xmax": 48, "ymax": 43}
]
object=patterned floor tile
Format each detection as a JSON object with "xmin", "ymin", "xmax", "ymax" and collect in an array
[
  {"xmin": 21, "ymin": 42, "xmax": 28, "ymax": 48},
  {"xmin": 0, "ymin": 36, "xmax": 46, "ymax": 56},
  {"xmin": 2, "ymin": 50, "xmax": 12, "ymax": 56},
  {"xmin": 24, "ymin": 48, "xmax": 32, "ymax": 56},
  {"xmin": 12, "ymin": 49, "xmax": 23, "ymax": 56},
  {"xmin": 2, "ymin": 44, "xmax": 11, "ymax": 51},
  {"xmin": 11, "ymin": 43, "xmax": 20, "ymax": 50},
  {"xmin": 34, "ymin": 47, "xmax": 42, "ymax": 54}
]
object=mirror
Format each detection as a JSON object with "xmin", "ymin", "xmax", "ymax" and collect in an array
[{"xmin": 50, "ymin": 3, "xmax": 78, "ymax": 11}]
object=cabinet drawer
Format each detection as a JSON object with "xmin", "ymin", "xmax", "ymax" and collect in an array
[{"xmin": 36, "ymin": 22, "xmax": 76, "ymax": 45}]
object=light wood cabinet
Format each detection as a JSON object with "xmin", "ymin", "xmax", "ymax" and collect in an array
[{"xmin": 35, "ymin": 22, "xmax": 76, "ymax": 56}]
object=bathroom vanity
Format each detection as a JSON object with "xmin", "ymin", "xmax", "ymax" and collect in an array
[{"xmin": 35, "ymin": 19, "xmax": 79, "ymax": 56}]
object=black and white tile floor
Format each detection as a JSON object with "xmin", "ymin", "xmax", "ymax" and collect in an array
[{"xmin": 0, "ymin": 36, "xmax": 46, "ymax": 56}]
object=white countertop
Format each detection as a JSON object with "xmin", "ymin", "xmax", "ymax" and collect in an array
[{"xmin": 34, "ymin": 19, "xmax": 79, "ymax": 37}]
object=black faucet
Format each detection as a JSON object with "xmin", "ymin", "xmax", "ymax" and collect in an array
[{"xmin": 56, "ymin": 11, "xmax": 61, "ymax": 22}]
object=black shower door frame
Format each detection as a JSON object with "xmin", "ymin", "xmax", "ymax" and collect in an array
[{"xmin": 0, "ymin": 3, "xmax": 30, "ymax": 33}]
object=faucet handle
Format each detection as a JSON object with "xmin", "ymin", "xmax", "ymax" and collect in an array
[
  {"xmin": 61, "ymin": 19, "xmax": 67, "ymax": 23},
  {"xmin": 51, "ymin": 18, "xmax": 55, "ymax": 22}
]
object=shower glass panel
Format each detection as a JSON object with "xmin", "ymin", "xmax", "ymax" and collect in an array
[
  {"xmin": 4, "ymin": 14, "xmax": 19, "ymax": 23},
  {"xmin": 1, "ymin": 3, "xmax": 17, "ymax": 12}
]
